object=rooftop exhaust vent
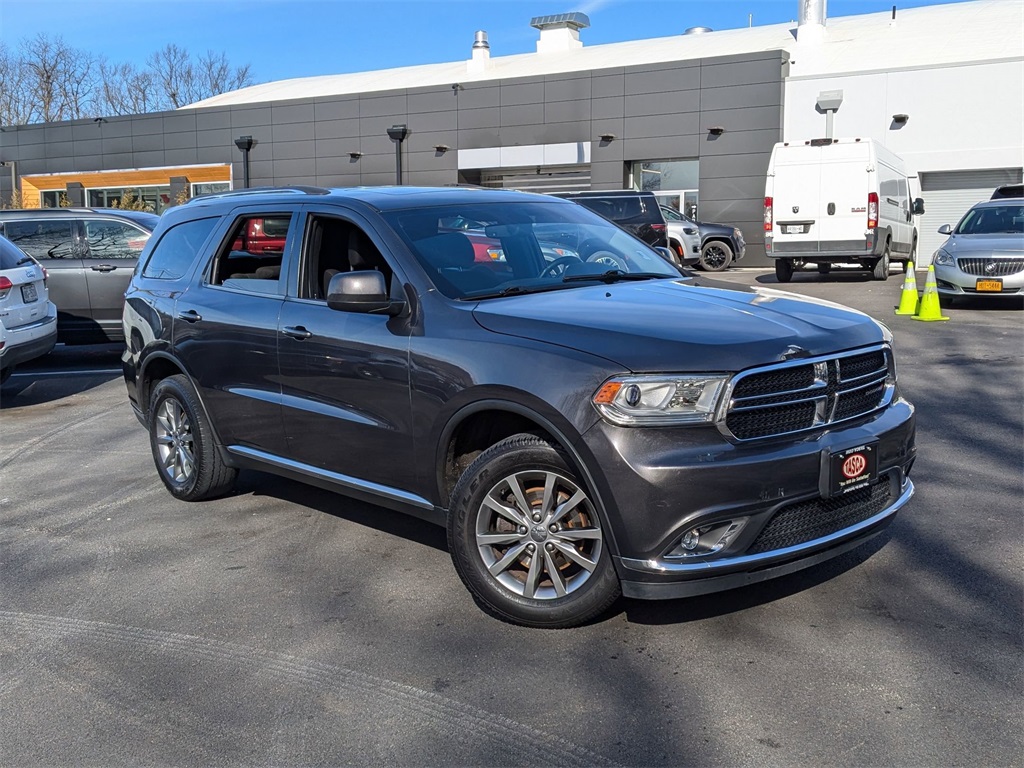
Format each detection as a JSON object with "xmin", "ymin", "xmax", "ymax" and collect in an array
[
  {"xmin": 684, "ymin": 26, "xmax": 713, "ymax": 35},
  {"xmin": 468, "ymin": 30, "xmax": 490, "ymax": 73},
  {"xmin": 531, "ymin": 12, "xmax": 590, "ymax": 53}
]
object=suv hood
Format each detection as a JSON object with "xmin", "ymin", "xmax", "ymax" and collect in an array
[{"xmin": 471, "ymin": 279, "xmax": 884, "ymax": 372}]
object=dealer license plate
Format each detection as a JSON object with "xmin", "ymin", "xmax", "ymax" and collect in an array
[
  {"xmin": 21, "ymin": 282, "xmax": 38, "ymax": 303},
  {"xmin": 829, "ymin": 443, "xmax": 877, "ymax": 496},
  {"xmin": 976, "ymin": 278, "xmax": 1003, "ymax": 292}
]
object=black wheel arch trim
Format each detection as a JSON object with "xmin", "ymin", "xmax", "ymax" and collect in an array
[{"xmin": 434, "ymin": 396, "xmax": 624, "ymax": 559}]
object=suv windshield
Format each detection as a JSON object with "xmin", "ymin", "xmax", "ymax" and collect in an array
[
  {"xmin": 384, "ymin": 201, "xmax": 678, "ymax": 300},
  {"xmin": 956, "ymin": 204, "xmax": 1024, "ymax": 235}
]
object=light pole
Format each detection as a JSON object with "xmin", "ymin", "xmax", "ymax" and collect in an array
[
  {"xmin": 386, "ymin": 125, "xmax": 408, "ymax": 185},
  {"xmin": 234, "ymin": 136, "xmax": 257, "ymax": 188}
]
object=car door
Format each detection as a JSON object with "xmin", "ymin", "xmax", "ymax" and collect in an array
[
  {"xmin": 276, "ymin": 206, "xmax": 416, "ymax": 493},
  {"xmin": 0, "ymin": 218, "xmax": 87, "ymax": 337},
  {"xmin": 172, "ymin": 207, "xmax": 298, "ymax": 455},
  {"xmin": 82, "ymin": 217, "xmax": 153, "ymax": 340}
]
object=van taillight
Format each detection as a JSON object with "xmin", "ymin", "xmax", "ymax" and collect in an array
[
  {"xmin": 764, "ymin": 197, "xmax": 773, "ymax": 232},
  {"xmin": 867, "ymin": 192, "xmax": 879, "ymax": 229}
]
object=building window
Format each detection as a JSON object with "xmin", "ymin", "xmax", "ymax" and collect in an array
[
  {"xmin": 633, "ymin": 159, "xmax": 700, "ymax": 219},
  {"xmin": 87, "ymin": 186, "xmax": 171, "ymax": 213},
  {"xmin": 191, "ymin": 182, "xmax": 231, "ymax": 197},
  {"xmin": 40, "ymin": 190, "xmax": 63, "ymax": 208}
]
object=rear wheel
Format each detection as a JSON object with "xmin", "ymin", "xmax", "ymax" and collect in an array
[
  {"xmin": 699, "ymin": 241, "xmax": 733, "ymax": 272},
  {"xmin": 447, "ymin": 434, "xmax": 621, "ymax": 628},
  {"xmin": 149, "ymin": 375, "xmax": 237, "ymax": 501},
  {"xmin": 775, "ymin": 258, "xmax": 794, "ymax": 283},
  {"xmin": 872, "ymin": 243, "xmax": 891, "ymax": 281}
]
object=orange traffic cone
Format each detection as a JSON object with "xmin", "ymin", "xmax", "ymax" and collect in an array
[
  {"xmin": 894, "ymin": 261, "xmax": 919, "ymax": 315},
  {"xmin": 911, "ymin": 265, "xmax": 949, "ymax": 322}
]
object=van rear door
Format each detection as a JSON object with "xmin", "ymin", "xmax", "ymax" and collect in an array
[
  {"xmin": 816, "ymin": 143, "xmax": 869, "ymax": 250},
  {"xmin": 771, "ymin": 145, "xmax": 822, "ymax": 248}
]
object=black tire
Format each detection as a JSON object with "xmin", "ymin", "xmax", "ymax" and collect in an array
[
  {"xmin": 909, "ymin": 235, "xmax": 918, "ymax": 264},
  {"xmin": 148, "ymin": 374, "xmax": 237, "ymax": 501},
  {"xmin": 775, "ymin": 258, "xmax": 794, "ymax": 283},
  {"xmin": 0, "ymin": 366, "xmax": 12, "ymax": 385},
  {"xmin": 699, "ymin": 241, "xmax": 733, "ymax": 272},
  {"xmin": 447, "ymin": 434, "xmax": 621, "ymax": 628},
  {"xmin": 873, "ymin": 243, "xmax": 891, "ymax": 281},
  {"xmin": 817, "ymin": 263, "xmax": 832, "ymax": 275}
]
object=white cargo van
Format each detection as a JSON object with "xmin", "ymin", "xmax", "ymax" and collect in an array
[{"xmin": 764, "ymin": 138, "xmax": 924, "ymax": 282}]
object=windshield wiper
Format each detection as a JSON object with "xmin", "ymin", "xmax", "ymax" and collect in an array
[
  {"xmin": 462, "ymin": 283, "xmax": 570, "ymax": 301},
  {"xmin": 561, "ymin": 270, "xmax": 667, "ymax": 284}
]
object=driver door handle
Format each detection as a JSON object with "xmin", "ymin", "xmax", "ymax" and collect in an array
[
  {"xmin": 177, "ymin": 309, "xmax": 202, "ymax": 323},
  {"xmin": 282, "ymin": 325, "xmax": 312, "ymax": 340},
  {"xmin": 91, "ymin": 264, "xmax": 117, "ymax": 273}
]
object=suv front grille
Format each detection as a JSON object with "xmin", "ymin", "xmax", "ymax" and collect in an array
[
  {"xmin": 725, "ymin": 347, "xmax": 892, "ymax": 441},
  {"xmin": 746, "ymin": 478, "xmax": 893, "ymax": 555},
  {"xmin": 957, "ymin": 258, "xmax": 1024, "ymax": 277}
]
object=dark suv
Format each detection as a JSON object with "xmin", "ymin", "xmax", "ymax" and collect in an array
[
  {"xmin": 554, "ymin": 190, "xmax": 668, "ymax": 250},
  {"xmin": 123, "ymin": 186, "xmax": 916, "ymax": 628},
  {"xmin": 0, "ymin": 207, "xmax": 159, "ymax": 342}
]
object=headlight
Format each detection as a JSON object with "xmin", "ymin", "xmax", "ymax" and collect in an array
[
  {"xmin": 593, "ymin": 374, "xmax": 728, "ymax": 426},
  {"xmin": 933, "ymin": 250, "xmax": 954, "ymax": 266}
]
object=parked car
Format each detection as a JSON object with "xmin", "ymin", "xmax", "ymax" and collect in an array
[
  {"xmin": 932, "ymin": 199, "xmax": 1024, "ymax": 303},
  {"xmin": 0, "ymin": 207, "xmax": 158, "ymax": 342},
  {"xmin": 764, "ymin": 138, "xmax": 924, "ymax": 282},
  {"xmin": 991, "ymin": 184, "xmax": 1023, "ymax": 200},
  {"xmin": 0, "ymin": 234, "xmax": 58, "ymax": 384},
  {"xmin": 123, "ymin": 186, "xmax": 916, "ymax": 628},
  {"xmin": 661, "ymin": 205, "xmax": 746, "ymax": 272},
  {"xmin": 553, "ymin": 190, "xmax": 669, "ymax": 250},
  {"xmin": 657, "ymin": 205, "xmax": 701, "ymax": 266}
]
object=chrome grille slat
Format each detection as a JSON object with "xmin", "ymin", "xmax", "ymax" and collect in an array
[
  {"xmin": 724, "ymin": 346, "xmax": 892, "ymax": 441},
  {"xmin": 957, "ymin": 258, "xmax": 1024, "ymax": 277}
]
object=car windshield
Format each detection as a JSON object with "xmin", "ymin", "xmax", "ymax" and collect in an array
[
  {"xmin": 955, "ymin": 204, "xmax": 1024, "ymax": 235},
  {"xmin": 383, "ymin": 201, "xmax": 679, "ymax": 300}
]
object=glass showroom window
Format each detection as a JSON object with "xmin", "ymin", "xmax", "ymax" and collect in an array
[
  {"xmin": 191, "ymin": 182, "xmax": 231, "ymax": 197},
  {"xmin": 87, "ymin": 186, "xmax": 171, "ymax": 213},
  {"xmin": 40, "ymin": 190, "xmax": 64, "ymax": 208},
  {"xmin": 633, "ymin": 159, "xmax": 700, "ymax": 219}
]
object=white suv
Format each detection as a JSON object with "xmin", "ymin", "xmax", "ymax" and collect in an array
[{"xmin": 0, "ymin": 234, "xmax": 57, "ymax": 384}]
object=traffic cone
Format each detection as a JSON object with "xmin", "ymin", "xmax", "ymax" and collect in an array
[
  {"xmin": 894, "ymin": 261, "xmax": 919, "ymax": 315},
  {"xmin": 911, "ymin": 265, "xmax": 949, "ymax": 322}
]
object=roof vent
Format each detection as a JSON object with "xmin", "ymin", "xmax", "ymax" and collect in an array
[
  {"xmin": 797, "ymin": 0, "xmax": 827, "ymax": 44},
  {"xmin": 530, "ymin": 12, "xmax": 590, "ymax": 53},
  {"xmin": 683, "ymin": 26, "xmax": 713, "ymax": 35},
  {"xmin": 468, "ymin": 30, "xmax": 490, "ymax": 73}
]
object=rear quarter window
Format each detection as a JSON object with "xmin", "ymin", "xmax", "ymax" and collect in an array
[
  {"xmin": 0, "ymin": 236, "xmax": 32, "ymax": 270},
  {"xmin": 141, "ymin": 217, "xmax": 219, "ymax": 280}
]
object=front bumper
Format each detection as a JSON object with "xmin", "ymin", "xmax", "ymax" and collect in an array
[
  {"xmin": 580, "ymin": 398, "xmax": 916, "ymax": 599},
  {"xmin": 934, "ymin": 262, "xmax": 1024, "ymax": 296}
]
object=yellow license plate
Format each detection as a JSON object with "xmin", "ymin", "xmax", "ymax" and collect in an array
[{"xmin": 976, "ymin": 279, "xmax": 1003, "ymax": 292}]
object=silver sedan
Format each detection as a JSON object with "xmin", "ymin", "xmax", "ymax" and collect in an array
[{"xmin": 933, "ymin": 199, "xmax": 1024, "ymax": 303}]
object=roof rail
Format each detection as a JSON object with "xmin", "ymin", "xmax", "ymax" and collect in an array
[{"xmin": 187, "ymin": 186, "xmax": 331, "ymax": 204}]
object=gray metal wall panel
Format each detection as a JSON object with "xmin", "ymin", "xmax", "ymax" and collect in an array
[
  {"xmin": 273, "ymin": 141, "xmax": 315, "ymax": 161},
  {"xmin": 197, "ymin": 128, "xmax": 234, "ymax": 149},
  {"xmin": 545, "ymin": 76, "xmax": 591, "ymax": 102},
  {"xmin": 501, "ymin": 104, "xmax": 544, "ymax": 127},
  {"xmin": 412, "ymin": 110, "xmax": 457, "ymax": 132},
  {"xmin": 97, "ymin": 120, "xmax": 133, "ymax": 138},
  {"xmin": 131, "ymin": 118, "xmax": 164, "ymax": 136},
  {"xmin": 101, "ymin": 153, "xmax": 135, "ymax": 169},
  {"xmin": 314, "ymin": 99, "xmax": 360, "ymax": 121},
  {"xmin": 14, "ymin": 143, "xmax": 47, "ymax": 160},
  {"xmin": 272, "ymin": 121, "xmax": 314, "ymax": 143},
  {"xmin": 624, "ymin": 66, "xmax": 700, "ymax": 95},
  {"xmin": 72, "ymin": 123, "xmax": 102, "ymax": 141},
  {"xmin": 359, "ymin": 119, "xmax": 406, "ymax": 146},
  {"xmin": 500, "ymin": 82, "xmax": 545, "ymax": 106},
  {"xmin": 133, "ymin": 150, "xmax": 166, "ymax": 167},
  {"xmin": 592, "ymin": 97, "xmax": 625, "ymax": 120},
  {"xmin": 230, "ymin": 107, "xmax": 272, "ymax": 127},
  {"xmin": 407, "ymin": 130, "xmax": 457, "ymax": 154},
  {"xmin": 456, "ymin": 127, "xmax": 501, "ymax": 146},
  {"xmin": 701, "ymin": 59, "xmax": 786, "ymax": 88},
  {"xmin": 315, "ymin": 156, "xmax": 361, "ymax": 176},
  {"xmin": 101, "ymin": 136, "xmax": 133, "ymax": 154},
  {"xmin": 458, "ymin": 86, "xmax": 500, "ymax": 109},
  {"xmin": 197, "ymin": 110, "xmax": 231, "ymax": 131},
  {"xmin": 272, "ymin": 103, "xmax": 314, "ymax": 124},
  {"xmin": 358, "ymin": 134, "xmax": 394, "ymax": 156},
  {"xmin": 73, "ymin": 139, "xmax": 102, "ymax": 156},
  {"xmin": 700, "ymin": 105, "xmax": 783, "ymax": 133},
  {"xmin": 164, "ymin": 148, "xmax": 199, "ymax": 166},
  {"xmin": 360, "ymin": 95, "xmax": 407, "ymax": 118},
  {"xmin": 700, "ymin": 151, "xmax": 773, "ymax": 179},
  {"xmin": 545, "ymin": 99, "xmax": 591, "ymax": 124},
  {"xmin": 315, "ymin": 119, "xmax": 361, "ymax": 140},
  {"xmin": 315, "ymin": 138, "xmax": 353, "ymax": 159},
  {"xmin": 164, "ymin": 113, "xmax": 197, "ymax": 133},
  {"xmin": 198, "ymin": 147, "xmax": 229, "ymax": 164},
  {"xmin": 697, "ymin": 128, "xmax": 780, "ymax": 156},
  {"xmin": 408, "ymin": 89, "xmax": 456, "ymax": 114},
  {"xmin": 538, "ymin": 123, "xmax": 588, "ymax": 145},
  {"xmin": 164, "ymin": 131, "xmax": 197, "ymax": 150},
  {"xmin": 623, "ymin": 136, "xmax": 700, "ymax": 160},
  {"xmin": 132, "ymin": 133, "xmax": 164, "ymax": 152},
  {"xmin": 592, "ymin": 72, "xmax": 624, "ymax": 98},
  {"xmin": 459, "ymin": 107, "xmax": 500, "ymax": 130},
  {"xmin": 699, "ymin": 175, "xmax": 768, "ymax": 202},
  {"xmin": 273, "ymin": 158, "xmax": 316, "ymax": 180},
  {"xmin": 700, "ymin": 82, "xmax": 783, "ymax": 111},
  {"xmin": 624, "ymin": 90, "xmax": 700, "ymax": 118},
  {"xmin": 623, "ymin": 113, "xmax": 700, "ymax": 140}
]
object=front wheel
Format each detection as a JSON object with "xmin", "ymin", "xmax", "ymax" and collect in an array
[
  {"xmin": 447, "ymin": 434, "xmax": 621, "ymax": 628},
  {"xmin": 149, "ymin": 375, "xmax": 237, "ymax": 501},
  {"xmin": 775, "ymin": 258, "xmax": 794, "ymax": 283},
  {"xmin": 699, "ymin": 241, "xmax": 733, "ymax": 272}
]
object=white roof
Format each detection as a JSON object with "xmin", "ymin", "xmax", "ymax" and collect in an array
[{"xmin": 187, "ymin": 0, "xmax": 1024, "ymax": 109}]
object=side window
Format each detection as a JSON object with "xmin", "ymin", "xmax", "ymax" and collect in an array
[
  {"xmin": 208, "ymin": 214, "xmax": 292, "ymax": 294},
  {"xmin": 880, "ymin": 178, "xmax": 900, "ymax": 199},
  {"xmin": 84, "ymin": 219, "xmax": 152, "ymax": 259},
  {"xmin": 141, "ymin": 218, "xmax": 218, "ymax": 280},
  {"xmin": 897, "ymin": 178, "xmax": 909, "ymax": 201},
  {"xmin": 2, "ymin": 220, "xmax": 76, "ymax": 260},
  {"xmin": 300, "ymin": 215, "xmax": 392, "ymax": 301}
]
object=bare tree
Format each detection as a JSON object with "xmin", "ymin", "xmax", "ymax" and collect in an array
[
  {"xmin": 19, "ymin": 34, "xmax": 97, "ymax": 122},
  {"xmin": 98, "ymin": 60, "xmax": 160, "ymax": 116},
  {"xmin": 197, "ymin": 51, "xmax": 253, "ymax": 100},
  {"xmin": 0, "ymin": 42, "xmax": 32, "ymax": 126}
]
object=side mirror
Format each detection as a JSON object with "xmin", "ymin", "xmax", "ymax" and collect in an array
[
  {"xmin": 912, "ymin": 198, "xmax": 925, "ymax": 215},
  {"xmin": 327, "ymin": 271, "xmax": 406, "ymax": 316},
  {"xmin": 937, "ymin": 224, "xmax": 953, "ymax": 235}
]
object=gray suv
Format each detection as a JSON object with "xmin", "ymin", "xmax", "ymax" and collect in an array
[
  {"xmin": 123, "ymin": 186, "xmax": 916, "ymax": 628},
  {"xmin": 0, "ymin": 208, "xmax": 158, "ymax": 342}
]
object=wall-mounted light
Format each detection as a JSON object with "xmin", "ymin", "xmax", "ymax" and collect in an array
[
  {"xmin": 349, "ymin": 151, "xmax": 363, "ymax": 159},
  {"xmin": 707, "ymin": 126, "xmax": 726, "ymax": 136},
  {"xmin": 433, "ymin": 144, "xmax": 450, "ymax": 153},
  {"xmin": 892, "ymin": 113, "xmax": 909, "ymax": 125},
  {"xmin": 386, "ymin": 124, "xmax": 409, "ymax": 185},
  {"xmin": 234, "ymin": 135, "xmax": 257, "ymax": 188},
  {"xmin": 598, "ymin": 133, "xmax": 616, "ymax": 142}
]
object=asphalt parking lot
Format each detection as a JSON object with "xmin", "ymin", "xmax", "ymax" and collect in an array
[{"xmin": 1, "ymin": 267, "xmax": 1021, "ymax": 767}]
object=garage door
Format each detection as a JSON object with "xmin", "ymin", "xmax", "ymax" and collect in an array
[
  {"xmin": 478, "ymin": 164, "xmax": 591, "ymax": 194},
  {"xmin": 918, "ymin": 168, "xmax": 1023, "ymax": 266}
]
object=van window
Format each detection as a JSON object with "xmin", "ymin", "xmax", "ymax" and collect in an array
[
  {"xmin": 142, "ymin": 218, "xmax": 218, "ymax": 280},
  {"xmin": 2, "ymin": 220, "xmax": 76, "ymax": 260}
]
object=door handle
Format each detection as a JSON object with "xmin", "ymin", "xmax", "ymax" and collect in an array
[
  {"xmin": 177, "ymin": 309, "xmax": 203, "ymax": 323},
  {"xmin": 281, "ymin": 325, "xmax": 312, "ymax": 340},
  {"xmin": 91, "ymin": 264, "xmax": 117, "ymax": 272}
]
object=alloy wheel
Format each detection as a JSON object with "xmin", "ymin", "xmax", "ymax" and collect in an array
[{"xmin": 154, "ymin": 398, "xmax": 196, "ymax": 484}]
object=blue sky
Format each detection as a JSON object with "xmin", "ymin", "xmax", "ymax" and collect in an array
[{"xmin": 2, "ymin": 0, "xmax": 964, "ymax": 83}]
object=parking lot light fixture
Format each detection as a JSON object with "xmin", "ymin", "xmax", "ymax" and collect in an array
[{"xmin": 234, "ymin": 136, "xmax": 257, "ymax": 188}]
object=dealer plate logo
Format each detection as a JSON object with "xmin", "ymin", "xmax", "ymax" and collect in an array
[{"xmin": 842, "ymin": 453, "xmax": 867, "ymax": 479}]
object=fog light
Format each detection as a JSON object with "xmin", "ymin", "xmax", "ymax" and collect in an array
[{"xmin": 668, "ymin": 518, "xmax": 748, "ymax": 558}]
